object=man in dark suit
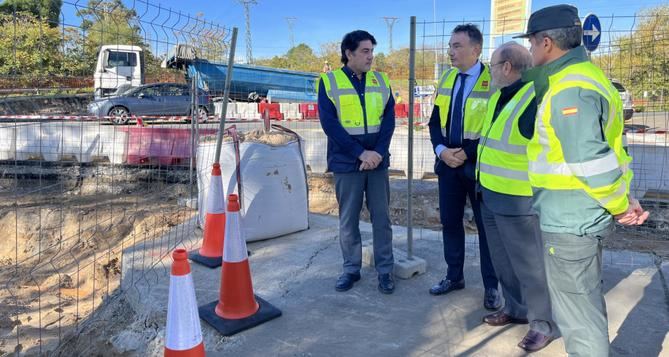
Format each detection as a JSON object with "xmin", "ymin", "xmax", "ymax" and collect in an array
[{"xmin": 427, "ymin": 24, "xmax": 500, "ymax": 310}]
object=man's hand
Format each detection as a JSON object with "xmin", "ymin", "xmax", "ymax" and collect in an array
[
  {"xmin": 453, "ymin": 149, "xmax": 467, "ymax": 161},
  {"xmin": 614, "ymin": 196, "xmax": 650, "ymax": 226},
  {"xmin": 359, "ymin": 150, "xmax": 382, "ymax": 171},
  {"xmin": 439, "ymin": 148, "xmax": 465, "ymax": 168}
]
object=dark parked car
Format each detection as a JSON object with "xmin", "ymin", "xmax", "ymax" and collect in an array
[{"xmin": 88, "ymin": 82, "xmax": 213, "ymax": 124}]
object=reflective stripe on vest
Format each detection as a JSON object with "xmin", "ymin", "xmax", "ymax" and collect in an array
[
  {"xmin": 476, "ymin": 82, "xmax": 535, "ymax": 196},
  {"xmin": 321, "ymin": 69, "xmax": 390, "ymax": 135},
  {"xmin": 434, "ymin": 65, "xmax": 492, "ymax": 141},
  {"xmin": 527, "ymin": 61, "xmax": 632, "ymax": 213}
]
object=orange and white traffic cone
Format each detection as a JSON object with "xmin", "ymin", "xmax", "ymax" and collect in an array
[
  {"xmin": 199, "ymin": 194, "xmax": 282, "ymax": 336},
  {"xmin": 190, "ymin": 163, "xmax": 226, "ymax": 268},
  {"xmin": 165, "ymin": 249, "xmax": 205, "ymax": 357}
]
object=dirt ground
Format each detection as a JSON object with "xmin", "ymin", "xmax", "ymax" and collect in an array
[
  {"xmin": 1, "ymin": 169, "xmax": 667, "ymax": 356},
  {"xmin": 0, "ymin": 170, "xmax": 196, "ymax": 356},
  {"xmin": 309, "ymin": 173, "xmax": 669, "ymax": 258}
]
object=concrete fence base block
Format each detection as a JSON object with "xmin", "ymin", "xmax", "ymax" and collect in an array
[{"xmin": 362, "ymin": 239, "xmax": 427, "ymax": 280}]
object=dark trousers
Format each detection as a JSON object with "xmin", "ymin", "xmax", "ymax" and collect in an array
[
  {"xmin": 481, "ymin": 200, "xmax": 554, "ymax": 334},
  {"xmin": 437, "ymin": 166, "xmax": 497, "ymax": 289},
  {"xmin": 334, "ymin": 169, "xmax": 394, "ymax": 275}
]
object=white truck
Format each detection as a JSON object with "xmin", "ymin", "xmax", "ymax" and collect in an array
[{"xmin": 94, "ymin": 45, "xmax": 145, "ymax": 98}]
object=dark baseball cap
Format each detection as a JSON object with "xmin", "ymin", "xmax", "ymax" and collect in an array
[{"xmin": 513, "ymin": 4, "xmax": 581, "ymax": 38}]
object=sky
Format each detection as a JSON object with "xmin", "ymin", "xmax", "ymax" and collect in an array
[{"xmin": 65, "ymin": 0, "xmax": 668, "ymax": 60}]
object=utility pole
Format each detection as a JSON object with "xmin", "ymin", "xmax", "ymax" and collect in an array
[
  {"xmin": 382, "ymin": 16, "xmax": 399, "ymax": 52},
  {"xmin": 237, "ymin": 0, "xmax": 257, "ymax": 64},
  {"xmin": 285, "ymin": 16, "xmax": 297, "ymax": 49}
]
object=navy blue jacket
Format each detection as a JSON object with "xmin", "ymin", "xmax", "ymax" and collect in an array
[{"xmin": 318, "ymin": 66, "xmax": 395, "ymax": 173}]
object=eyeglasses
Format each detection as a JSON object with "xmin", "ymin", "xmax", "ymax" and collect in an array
[{"xmin": 490, "ymin": 61, "xmax": 507, "ymax": 67}]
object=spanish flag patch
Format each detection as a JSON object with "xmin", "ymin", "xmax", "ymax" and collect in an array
[{"xmin": 562, "ymin": 107, "xmax": 578, "ymax": 116}]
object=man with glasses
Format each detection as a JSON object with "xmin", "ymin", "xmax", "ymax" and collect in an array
[{"xmin": 477, "ymin": 42, "xmax": 556, "ymax": 352}]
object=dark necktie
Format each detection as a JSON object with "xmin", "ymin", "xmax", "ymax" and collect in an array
[{"xmin": 450, "ymin": 73, "xmax": 468, "ymax": 147}]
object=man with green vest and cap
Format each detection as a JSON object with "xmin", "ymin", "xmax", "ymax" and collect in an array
[
  {"xmin": 516, "ymin": 4, "xmax": 650, "ymax": 356},
  {"xmin": 428, "ymin": 24, "xmax": 500, "ymax": 311},
  {"xmin": 318, "ymin": 30, "xmax": 396, "ymax": 295},
  {"xmin": 476, "ymin": 41, "xmax": 556, "ymax": 352}
]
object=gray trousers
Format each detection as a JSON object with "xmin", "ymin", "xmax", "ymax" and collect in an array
[
  {"xmin": 334, "ymin": 169, "xmax": 393, "ymax": 275},
  {"xmin": 542, "ymin": 229, "xmax": 610, "ymax": 357},
  {"xmin": 480, "ymin": 201, "xmax": 554, "ymax": 334}
]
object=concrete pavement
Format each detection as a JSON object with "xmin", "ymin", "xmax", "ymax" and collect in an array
[{"xmin": 121, "ymin": 213, "xmax": 669, "ymax": 356}]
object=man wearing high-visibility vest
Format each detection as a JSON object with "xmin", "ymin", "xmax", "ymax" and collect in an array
[
  {"xmin": 476, "ymin": 42, "xmax": 556, "ymax": 352},
  {"xmin": 428, "ymin": 24, "xmax": 500, "ymax": 310},
  {"xmin": 318, "ymin": 30, "xmax": 396, "ymax": 295},
  {"xmin": 516, "ymin": 5, "xmax": 650, "ymax": 356}
]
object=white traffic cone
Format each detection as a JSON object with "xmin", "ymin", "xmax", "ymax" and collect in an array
[
  {"xmin": 199, "ymin": 194, "xmax": 282, "ymax": 336},
  {"xmin": 165, "ymin": 249, "xmax": 205, "ymax": 356},
  {"xmin": 190, "ymin": 163, "xmax": 226, "ymax": 268}
]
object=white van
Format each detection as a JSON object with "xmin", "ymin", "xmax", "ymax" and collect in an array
[{"xmin": 94, "ymin": 45, "xmax": 145, "ymax": 99}]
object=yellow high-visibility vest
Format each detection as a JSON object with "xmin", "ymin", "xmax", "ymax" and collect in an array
[
  {"xmin": 434, "ymin": 64, "xmax": 492, "ymax": 140},
  {"xmin": 527, "ymin": 62, "xmax": 632, "ymax": 214},
  {"xmin": 320, "ymin": 69, "xmax": 391, "ymax": 135},
  {"xmin": 477, "ymin": 82, "xmax": 535, "ymax": 196}
]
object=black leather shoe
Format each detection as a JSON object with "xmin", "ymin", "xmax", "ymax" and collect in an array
[
  {"xmin": 378, "ymin": 273, "xmax": 395, "ymax": 294},
  {"xmin": 335, "ymin": 273, "xmax": 361, "ymax": 292},
  {"xmin": 484, "ymin": 288, "xmax": 502, "ymax": 310},
  {"xmin": 429, "ymin": 278, "xmax": 465, "ymax": 296}
]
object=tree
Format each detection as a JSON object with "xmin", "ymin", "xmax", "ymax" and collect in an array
[
  {"xmin": 0, "ymin": 12, "xmax": 63, "ymax": 76},
  {"xmin": 286, "ymin": 43, "xmax": 319, "ymax": 71},
  {"xmin": 74, "ymin": 0, "xmax": 147, "ymax": 74},
  {"xmin": 256, "ymin": 43, "xmax": 320, "ymax": 72},
  {"xmin": 593, "ymin": 5, "xmax": 669, "ymax": 110},
  {"xmin": 0, "ymin": 0, "xmax": 62, "ymax": 27},
  {"xmin": 319, "ymin": 41, "xmax": 341, "ymax": 70}
]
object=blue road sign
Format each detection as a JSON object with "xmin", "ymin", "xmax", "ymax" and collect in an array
[{"xmin": 583, "ymin": 14, "xmax": 601, "ymax": 52}]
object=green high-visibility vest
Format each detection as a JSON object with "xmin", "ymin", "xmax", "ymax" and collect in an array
[
  {"xmin": 434, "ymin": 64, "xmax": 492, "ymax": 140},
  {"xmin": 319, "ymin": 69, "xmax": 391, "ymax": 135},
  {"xmin": 477, "ymin": 82, "xmax": 535, "ymax": 196},
  {"xmin": 527, "ymin": 62, "xmax": 633, "ymax": 215}
]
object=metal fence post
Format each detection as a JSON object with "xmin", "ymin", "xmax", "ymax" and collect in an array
[
  {"xmin": 407, "ymin": 16, "xmax": 416, "ymax": 259},
  {"xmin": 214, "ymin": 27, "xmax": 239, "ymax": 164}
]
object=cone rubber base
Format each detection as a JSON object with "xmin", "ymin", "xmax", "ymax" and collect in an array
[
  {"xmin": 188, "ymin": 250, "xmax": 222, "ymax": 268},
  {"xmin": 199, "ymin": 295, "xmax": 282, "ymax": 336}
]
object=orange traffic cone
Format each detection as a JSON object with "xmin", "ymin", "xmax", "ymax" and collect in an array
[
  {"xmin": 199, "ymin": 194, "xmax": 282, "ymax": 336},
  {"xmin": 190, "ymin": 163, "xmax": 226, "ymax": 268},
  {"xmin": 165, "ymin": 249, "xmax": 205, "ymax": 357}
]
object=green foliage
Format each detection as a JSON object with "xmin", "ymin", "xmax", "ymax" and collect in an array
[
  {"xmin": 75, "ymin": 0, "xmax": 147, "ymax": 74},
  {"xmin": 256, "ymin": 42, "xmax": 439, "ymax": 84},
  {"xmin": 0, "ymin": 12, "xmax": 63, "ymax": 75},
  {"xmin": 256, "ymin": 43, "xmax": 320, "ymax": 72},
  {"xmin": 594, "ymin": 5, "xmax": 669, "ymax": 111},
  {"xmin": 0, "ymin": 0, "xmax": 62, "ymax": 27}
]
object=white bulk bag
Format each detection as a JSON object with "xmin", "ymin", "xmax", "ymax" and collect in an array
[{"xmin": 197, "ymin": 128, "xmax": 309, "ymax": 241}]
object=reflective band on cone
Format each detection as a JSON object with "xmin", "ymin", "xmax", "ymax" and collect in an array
[
  {"xmin": 190, "ymin": 163, "xmax": 226, "ymax": 268},
  {"xmin": 165, "ymin": 249, "xmax": 205, "ymax": 357},
  {"xmin": 199, "ymin": 163, "xmax": 226, "ymax": 257},
  {"xmin": 198, "ymin": 194, "xmax": 282, "ymax": 337},
  {"xmin": 215, "ymin": 194, "xmax": 259, "ymax": 319}
]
